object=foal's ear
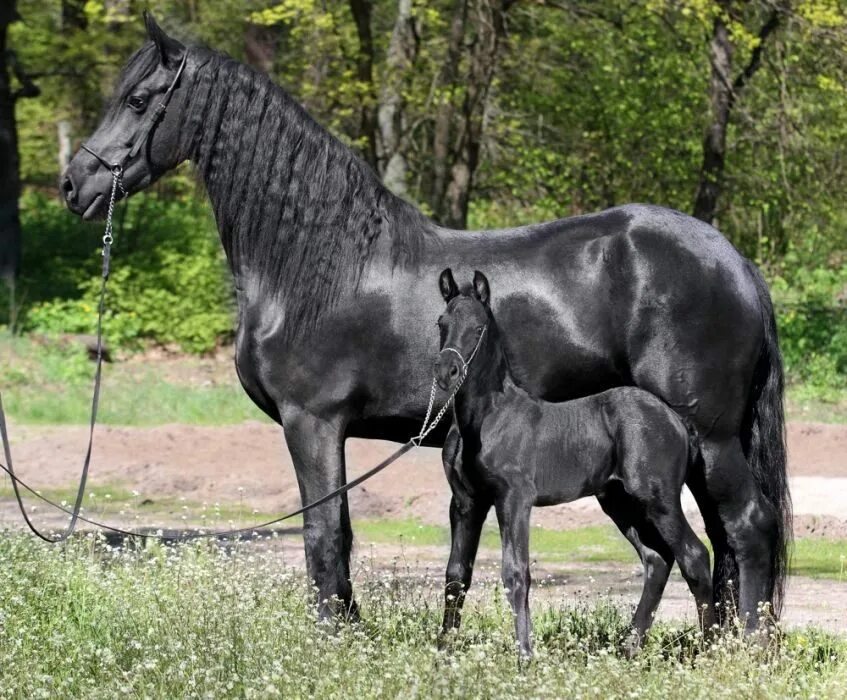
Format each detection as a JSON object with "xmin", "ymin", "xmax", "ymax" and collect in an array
[
  {"xmin": 473, "ymin": 271, "xmax": 490, "ymax": 306},
  {"xmin": 439, "ymin": 268, "xmax": 459, "ymax": 303},
  {"xmin": 144, "ymin": 11, "xmax": 185, "ymax": 68}
]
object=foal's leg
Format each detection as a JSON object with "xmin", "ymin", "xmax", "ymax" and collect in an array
[
  {"xmin": 440, "ymin": 425, "xmax": 492, "ymax": 636},
  {"xmin": 441, "ymin": 495, "xmax": 491, "ymax": 636},
  {"xmin": 495, "ymin": 489, "xmax": 534, "ymax": 658},
  {"xmin": 281, "ymin": 406, "xmax": 356, "ymax": 621},
  {"xmin": 597, "ymin": 485, "xmax": 673, "ymax": 655},
  {"xmin": 646, "ymin": 499, "xmax": 716, "ymax": 634}
]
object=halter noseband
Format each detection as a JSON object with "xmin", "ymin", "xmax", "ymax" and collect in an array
[
  {"xmin": 441, "ymin": 325, "xmax": 488, "ymax": 379},
  {"xmin": 81, "ymin": 52, "xmax": 188, "ymax": 174}
]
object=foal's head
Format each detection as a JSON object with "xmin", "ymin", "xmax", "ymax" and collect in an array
[
  {"xmin": 62, "ymin": 14, "xmax": 191, "ymax": 219},
  {"xmin": 434, "ymin": 268, "xmax": 493, "ymax": 391}
]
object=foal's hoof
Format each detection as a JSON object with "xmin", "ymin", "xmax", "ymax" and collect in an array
[
  {"xmin": 437, "ymin": 626, "xmax": 461, "ymax": 653},
  {"xmin": 619, "ymin": 630, "xmax": 644, "ymax": 660},
  {"xmin": 317, "ymin": 597, "xmax": 360, "ymax": 626}
]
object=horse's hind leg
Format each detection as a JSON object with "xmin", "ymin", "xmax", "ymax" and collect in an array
[
  {"xmin": 597, "ymin": 484, "xmax": 673, "ymax": 655},
  {"xmin": 700, "ymin": 437, "xmax": 778, "ymax": 632}
]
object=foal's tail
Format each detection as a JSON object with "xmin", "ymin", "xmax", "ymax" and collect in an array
[{"xmin": 741, "ymin": 260, "xmax": 792, "ymax": 618}]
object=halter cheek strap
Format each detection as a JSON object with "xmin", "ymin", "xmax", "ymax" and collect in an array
[{"xmin": 81, "ymin": 52, "xmax": 188, "ymax": 173}]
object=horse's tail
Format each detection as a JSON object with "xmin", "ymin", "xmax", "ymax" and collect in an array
[{"xmin": 741, "ymin": 260, "xmax": 792, "ymax": 618}]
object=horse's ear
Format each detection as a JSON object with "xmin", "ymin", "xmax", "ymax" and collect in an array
[
  {"xmin": 144, "ymin": 11, "xmax": 185, "ymax": 68},
  {"xmin": 473, "ymin": 271, "xmax": 490, "ymax": 306},
  {"xmin": 439, "ymin": 268, "xmax": 459, "ymax": 303}
]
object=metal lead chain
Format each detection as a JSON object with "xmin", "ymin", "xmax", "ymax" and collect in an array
[
  {"xmin": 101, "ymin": 166, "xmax": 125, "ymax": 279},
  {"xmin": 102, "ymin": 166, "xmax": 124, "ymax": 249}
]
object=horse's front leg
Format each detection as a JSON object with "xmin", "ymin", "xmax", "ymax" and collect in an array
[
  {"xmin": 281, "ymin": 405, "xmax": 357, "ymax": 621},
  {"xmin": 440, "ymin": 426, "xmax": 491, "ymax": 639}
]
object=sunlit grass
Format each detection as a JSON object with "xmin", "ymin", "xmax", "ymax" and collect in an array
[
  {"xmin": 0, "ymin": 534, "xmax": 844, "ymax": 698},
  {"xmin": 0, "ymin": 334, "xmax": 267, "ymax": 425}
]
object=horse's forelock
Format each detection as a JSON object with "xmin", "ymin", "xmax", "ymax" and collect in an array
[{"xmin": 103, "ymin": 42, "xmax": 161, "ymax": 119}]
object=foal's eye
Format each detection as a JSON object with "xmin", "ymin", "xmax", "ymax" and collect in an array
[{"xmin": 127, "ymin": 95, "xmax": 147, "ymax": 113}]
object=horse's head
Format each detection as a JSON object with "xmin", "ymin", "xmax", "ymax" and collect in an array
[
  {"xmin": 434, "ymin": 268, "xmax": 492, "ymax": 391},
  {"xmin": 62, "ymin": 13, "xmax": 191, "ymax": 220}
]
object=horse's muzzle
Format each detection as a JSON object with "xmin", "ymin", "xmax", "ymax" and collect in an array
[{"xmin": 433, "ymin": 351, "xmax": 462, "ymax": 392}]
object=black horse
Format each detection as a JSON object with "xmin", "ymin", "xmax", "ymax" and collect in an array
[
  {"xmin": 61, "ymin": 15, "xmax": 790, "ymax": 629},
  {"xmin": 434, "ymin": 269, "xmax": 715, "ymax": 657}
]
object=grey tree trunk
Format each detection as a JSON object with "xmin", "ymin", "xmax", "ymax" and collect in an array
[
  {"xmin": 440, "ymin": 0, "xmax": 514, "ymax": 229},
  {"xmin": 377, "ymin": 0, "xmax": 418, "ymax": 196},
  {"xmin": 429, "ymin": 0, "xmax": 469, "ymax": 223},
  {"xmin": 349, "ymin": 0, "xmax": 379, "ymax": 171}
]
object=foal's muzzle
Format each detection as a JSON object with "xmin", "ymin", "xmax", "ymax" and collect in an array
[{"xmin": 434, "ymin": 350, "xmax": 463, "ymax": 392}]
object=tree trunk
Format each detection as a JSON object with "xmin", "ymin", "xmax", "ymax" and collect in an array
[
  {"xmin": 0, "ymin": 1, "xmax": 21, "ymax": 282},
  {"xmin": 349, "ymin": 0, "xmax": 378, "ymax": 171},
  {"xmin": 429, "ymin": 0, "xmax": 469, "ymax": 221},
  {"xmin": 440, "ymin": 0, "xmax": 513, "ymax": 229},
  {"xmin": 693, "ymin": 2, "xmax": 784, "ymax": 225},
  {"xmin": 377, "ymin": 0, "xmax": 418, "ymax": 196},
  {"xmin": 692, "ymin": 13, "xmax": 732, "ymax": 225}
]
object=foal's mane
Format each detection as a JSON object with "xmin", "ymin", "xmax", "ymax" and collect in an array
[{"xmin": 121, "ymin": 42, "xmax": 431, "ymax": 336}]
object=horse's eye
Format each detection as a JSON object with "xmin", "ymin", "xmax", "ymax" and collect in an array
[{"xmin": 127, "ymin": 95, "xmax": 147, "ymax": 113}]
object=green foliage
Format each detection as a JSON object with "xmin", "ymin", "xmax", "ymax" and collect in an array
[
  {"xmin": 771, "ymin": 263, "xmax": 847, "ymax": 391},
  {"xmin": 7, "ymin": 189, "xmax": 233, "ymax": 354},
  {"xmin": 4, "ymin": 1, "xmax": 846, "ymax": 375}
]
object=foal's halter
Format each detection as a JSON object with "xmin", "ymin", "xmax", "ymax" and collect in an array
[
  {"xmin": 81, "ymin": 52, "xmax": 188, "ymax": 176},
  {"xmin": 413, "ymin": 325, "xmax": 488, "ymax": 447}
]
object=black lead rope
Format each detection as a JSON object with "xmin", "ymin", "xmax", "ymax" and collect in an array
[
  {"xmin": 0, "ymin": 167, "xmax": 123, "ymax": 543},
  {"xmin": 0, "ymin": 438, "xmax": 415, "ymax": 542}
]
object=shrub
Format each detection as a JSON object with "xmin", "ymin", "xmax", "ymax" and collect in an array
[
  {"xmin": 9, "ymin": 189, "xmax": 233, "ymax": 354},
  {"xmin": 770, "ymin": 262, "xmax": 847, "ymax": 391}
]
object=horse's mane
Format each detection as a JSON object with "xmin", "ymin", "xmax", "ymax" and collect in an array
[{"xmin": 121, "ymin": 42, "xmax": 432, "ymax": 336}]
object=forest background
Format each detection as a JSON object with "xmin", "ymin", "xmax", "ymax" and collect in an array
[{"xmin": 1, "ymin": 0, "xmax": 845, "ymax": 399}]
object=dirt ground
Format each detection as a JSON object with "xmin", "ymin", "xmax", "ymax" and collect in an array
[{"xmin": 2, "ymin": 418, "xmax": 846, "ymax": 631}]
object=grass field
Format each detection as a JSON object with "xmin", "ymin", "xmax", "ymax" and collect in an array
[{"xmin": 0, "ymin": 534, "xmax": 844, "ymax": 699}]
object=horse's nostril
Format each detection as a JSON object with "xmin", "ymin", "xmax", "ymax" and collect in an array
[
  {"xmin": 61, "ymin": 174, "xmax": 75, "ymax": 200},
  {"xmin": 450, "ymin": 365, "xmax": 459, "ymax": 378}
]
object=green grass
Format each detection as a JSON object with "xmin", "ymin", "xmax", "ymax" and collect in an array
[
  {"xmin": 0, "ymin": 534, "xmax": 844, "ymax": 699},
  {"xmin": 786, "ymin": 383, "xmax": 847, "ymax": 424},
  {"xmin": 0, "ymin": 334, "xmax": 267, "ymax": 425},
  {"xmin": 356, "ymin": 519, "xmax": 634, "ymax": 564},
  {"xmin": 792, "ymin": 538, "xmax": 847, "ymax": 580}
]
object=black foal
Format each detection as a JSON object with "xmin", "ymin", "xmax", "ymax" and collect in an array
[{"xmin": 434, "ymin": 268, "xmax": 715, "ymax": 657}]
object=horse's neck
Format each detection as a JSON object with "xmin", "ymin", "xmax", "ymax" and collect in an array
[{"xmin": 455, "ymin": 338, "xmax": 513, "ymax": 433}]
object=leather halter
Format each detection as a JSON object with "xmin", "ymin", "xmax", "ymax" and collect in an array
[{"xmin": 81, "ymin": 52, "xmax": 188, "ymax": 174}]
